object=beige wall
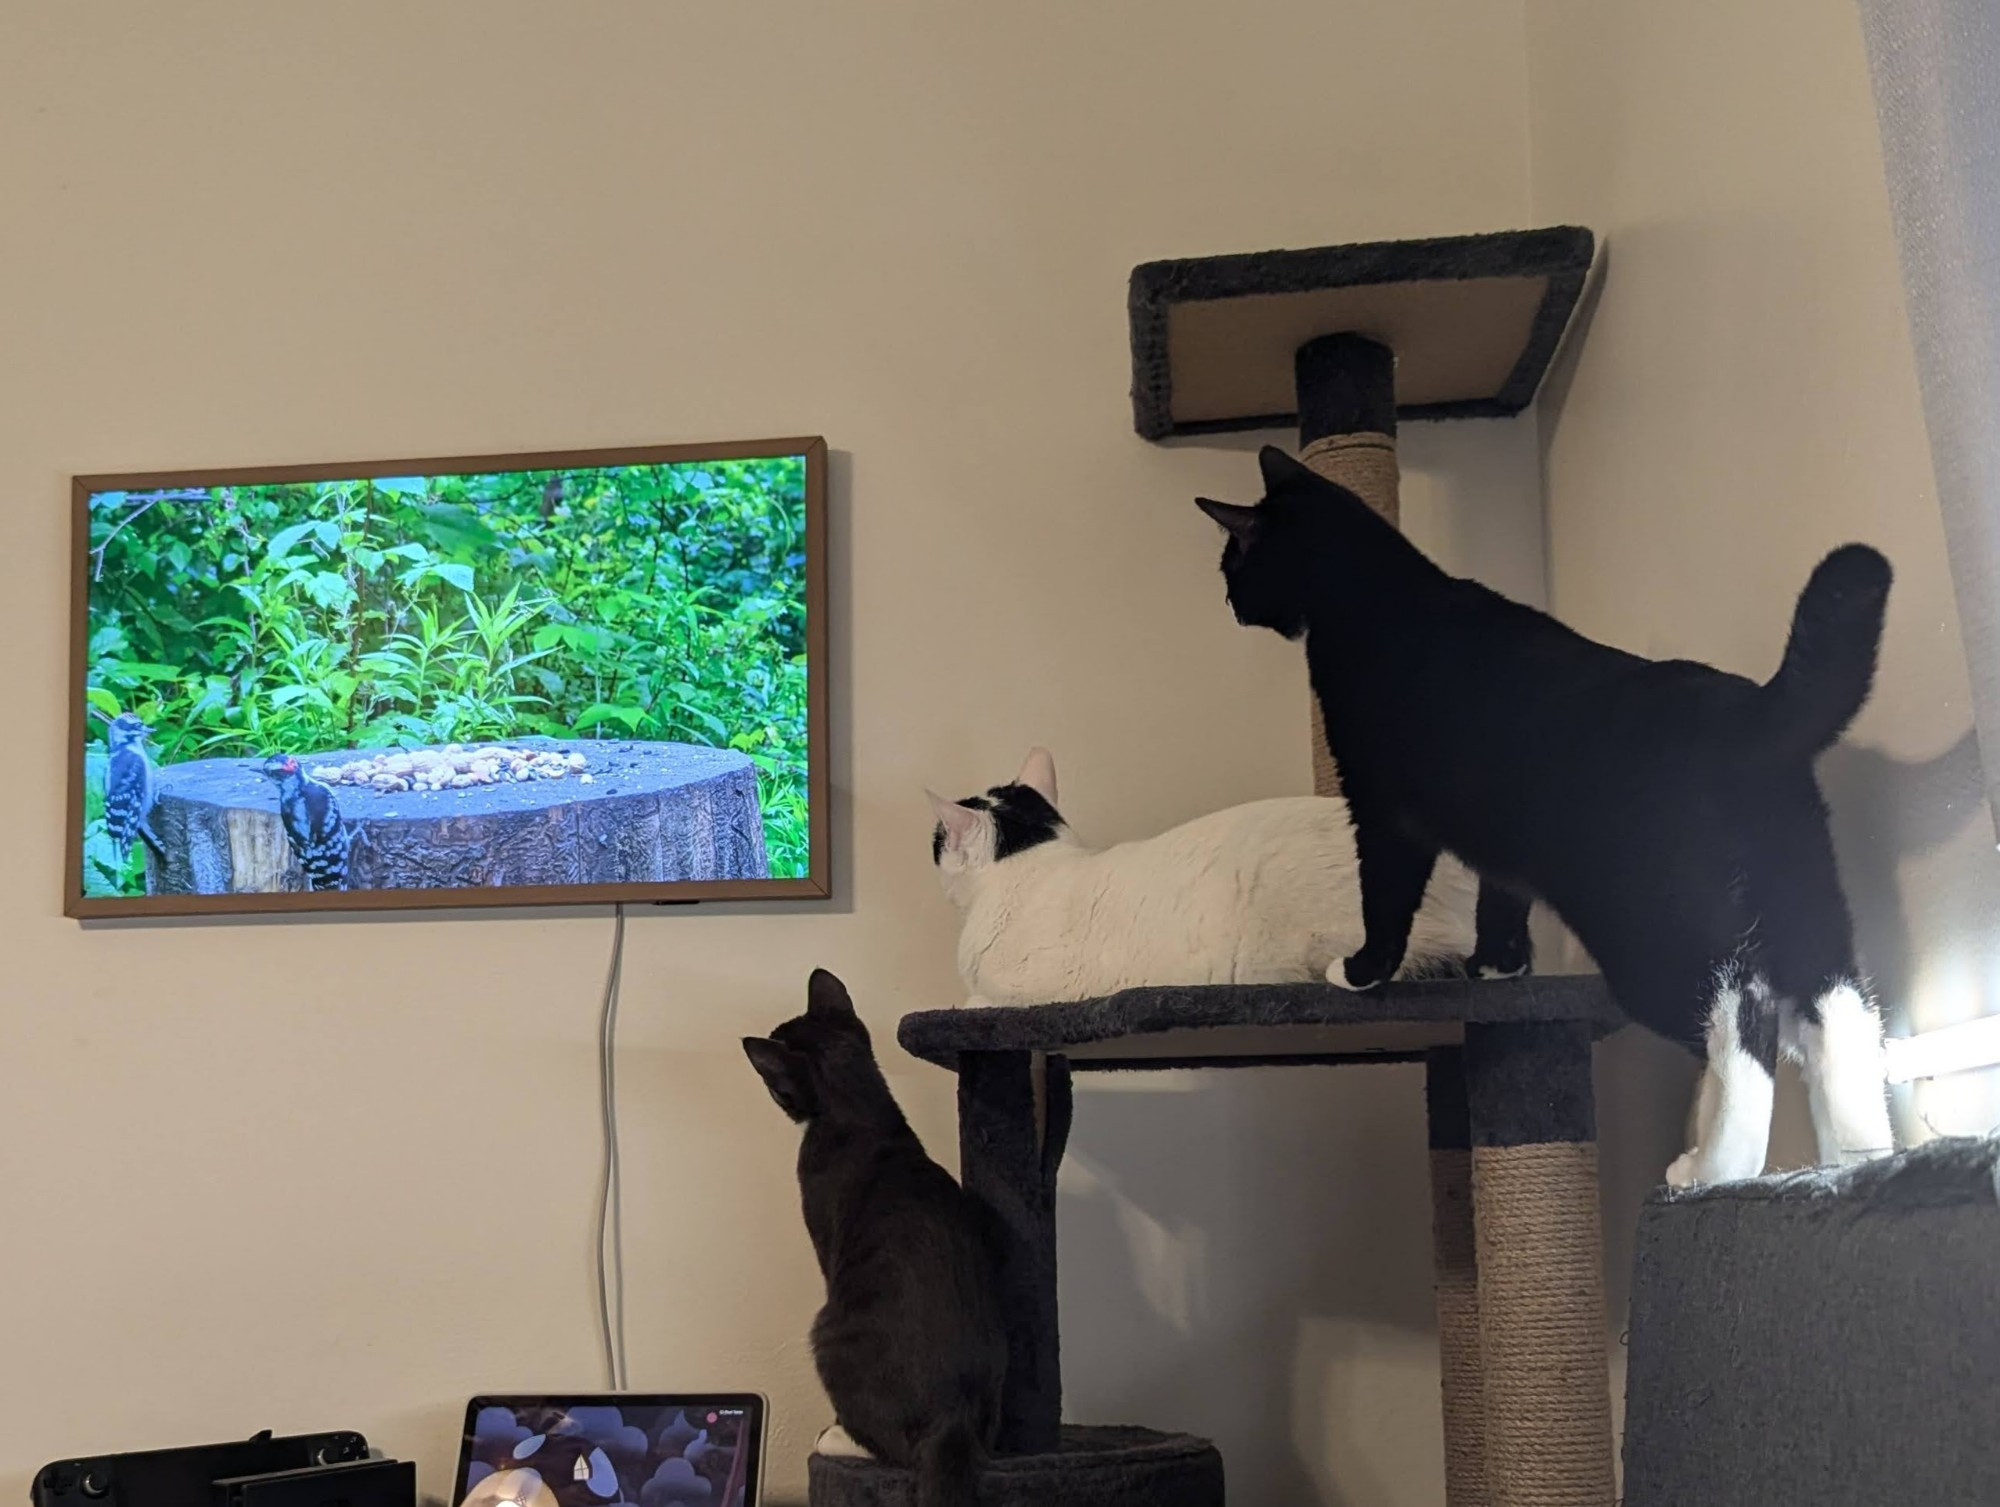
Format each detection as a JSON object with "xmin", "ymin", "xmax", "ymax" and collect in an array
[
  {"xmin": 14, "ymin": 7, "xmax": 1977, "ymax": 1505},
  {"xmin": 1526, "ymin": 0, "xmax": 2000, "ymax": 1435},
  {"xmin": 0, "ymin": 5, "xmax": 1539, "ymax": 1505}
]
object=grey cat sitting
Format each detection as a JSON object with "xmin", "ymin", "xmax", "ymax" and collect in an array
[{"xmin": 744, "ymin": 970, "xmax": 1005, "ymax": 1507}]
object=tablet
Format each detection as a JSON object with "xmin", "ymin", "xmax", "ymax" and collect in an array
[{"xmin": 453, "ymin": 1395, "xmax": 765, "ymax": 1507}]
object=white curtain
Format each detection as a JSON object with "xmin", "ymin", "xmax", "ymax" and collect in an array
[{"xmin": 1858, "ymin": 0, "xmax": 2000, "ymax": 837}]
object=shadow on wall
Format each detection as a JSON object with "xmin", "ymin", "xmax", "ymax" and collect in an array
[
  {"xmin": 1823, "ymin": 728, "xmax": 1991, "ymax": 1145},
  {"xmin": 1057, "ymin": 1042, "xmax": 1707, "ymax": 1507},
  {"xmin": 1821, "ymin": 729, "xmax": 1984, "ymax": 1027},
  {"xmin": 1591, "ymin": 1025, "xmax": 1698, "ymax": 1389},
  {"xmin": 1058, "ymin": 1065, "xmax": 1442, "ymax": 1507}
]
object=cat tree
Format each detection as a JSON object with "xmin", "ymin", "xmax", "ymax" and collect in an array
[
  {"xmin": 813, "ymin": 229, "xmax": 1605, "ymax": 1507},
  {"xmin": 1621, "ymin": 1137, "xmax": 2000, "ymax": 1505},
  {"xmin": 1125, "ymin": 226, "xmax": 1609, "ymax": 1507}
]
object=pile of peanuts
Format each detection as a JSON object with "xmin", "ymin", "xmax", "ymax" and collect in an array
[{"xmin": 307, "ymin": 744, "xmax": 592, "ymax": 795}]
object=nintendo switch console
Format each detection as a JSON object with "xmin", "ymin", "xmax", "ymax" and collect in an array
[{"xmin": 33, "ymin": 1429, "xmax": 403, "ymax": 1507}]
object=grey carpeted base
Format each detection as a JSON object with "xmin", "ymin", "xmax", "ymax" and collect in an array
[
  {"xmin": 1622, "ymin": 1136, "xmax": 2000, "ymax": 1507},
  {"xmin": 806, "ymin": 1426, "xmax": 1223, "ymax": 1507}
]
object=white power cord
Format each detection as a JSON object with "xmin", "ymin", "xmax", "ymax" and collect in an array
[{"xmin": 594, "ymin": 902, "xmax": 629, "ymax": 1391}]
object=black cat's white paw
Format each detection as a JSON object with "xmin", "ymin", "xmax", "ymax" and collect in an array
[{"xmin": 1339, "ymin": 951, "xmax": 1398, "ymax": 991}]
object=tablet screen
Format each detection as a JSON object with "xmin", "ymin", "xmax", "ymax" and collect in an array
[{"xmin": 456, "ymin": 1395, "xmax": 762, "ymax": 1507}]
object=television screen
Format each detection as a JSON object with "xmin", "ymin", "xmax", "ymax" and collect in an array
[{"xmin": 67, "ymin": 438, "xmax": 827, "ymax": 916}]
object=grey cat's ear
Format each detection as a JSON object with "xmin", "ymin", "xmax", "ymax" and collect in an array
[
  {"xmin": 1015, "ymin": 747, "xmax": 1058, "ymax": 807},
  {"xmin": 807, "ymin": 967, "xmax": 855, "ymax": 1018},
  {"xmin": 928, "ymin": 790, "xmax": 984, "ymax": 852},
  {"xmin": 1259, "ymin": 444, "xmax": 1310, "ymax": 490},
  {"xmin": 743, "ymin": 1036, "xmax": 816, "ymax": 1121},
  {"xmin": 1197, "ymin": 497, "xmax": 1262, "ymax": 542}
]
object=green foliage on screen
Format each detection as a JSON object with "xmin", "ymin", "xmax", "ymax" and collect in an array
[{"xmin": 82, "ymin": 457, "xmax": 810, "ymax": 895}]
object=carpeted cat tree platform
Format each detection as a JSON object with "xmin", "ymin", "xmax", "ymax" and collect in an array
[
  {"xmin": 808, "ymin": 1426, "xmax": 1225, "ymax": 1507},
  {"xmin": 1621, "ymin": 1136, "xmax": 2000, "ymax": 1506}
]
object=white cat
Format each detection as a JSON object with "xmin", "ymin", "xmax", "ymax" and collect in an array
[{"xmin": 929, "ymin": 749, "xmax": 1480, "ymax": 1007}]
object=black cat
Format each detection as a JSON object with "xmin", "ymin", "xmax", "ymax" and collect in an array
[
  {"xmin": 1198, "ymin": 447, "xmax": 1896, "ymax": 1187},
  {"xmin": 744, "ymin": 970, "xmax": 1004, "ymax": 1507}
]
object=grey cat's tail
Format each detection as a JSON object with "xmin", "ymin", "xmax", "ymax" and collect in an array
[
  {"xmin": 1754, "ymin": 544, "xmax": 1891, "ymax": 760},
  {"xmin": 915, "ymin": 1418, "xmax": 983, "ymax": 1507}
]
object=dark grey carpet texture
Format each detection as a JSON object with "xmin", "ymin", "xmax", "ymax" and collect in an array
[
  {"xmin": 1127, "ymin": 225, "xmax": 1595, "ymax": 437},
  {"xmin": 806, "ymin": 1426, "xmax": 1223, "ymax": 1507},
  {"xmin": 896, "ymin": 976, "xmax": 1622, "ymax": 1068},
  {"xmin": 1622, "ymin": 1135, "xmax": 2000, "ymax": 1507}
]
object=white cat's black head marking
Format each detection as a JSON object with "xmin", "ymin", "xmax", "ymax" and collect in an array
[
  {"xmin": 929, "ymin": 748, "xmax": 1065, "ymax": 875},
  {"xmin": 938, "ymin": 784, "xmax": 1061, "ymax": 862}
]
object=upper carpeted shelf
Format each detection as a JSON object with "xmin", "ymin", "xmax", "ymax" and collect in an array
[
  {"xmin": 898, "ymin": 974, "xmax": 1622, "ymax": 1071},
  {"xmin": 1128, "ymin": 226, "xmax": 1596, "ymax": 439}
]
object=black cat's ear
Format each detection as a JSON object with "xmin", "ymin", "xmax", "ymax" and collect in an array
[
  {"xmin": 743, "ymin": 1036, "xmax": 816, "ymax": 1121},
  {"xmin": 1259, "ymin": 445, "xmax": 1310, "ymax": 491},
  {"xmin": 1197, "ymin": 497, "xmax": 1262, "ymax": 543},
  {"xmin": 807, "ymin": 967, "xmax": 856, "ymax": 1019}
]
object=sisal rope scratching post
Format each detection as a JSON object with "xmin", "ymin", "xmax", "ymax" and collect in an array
[
  {"xmin": 1130, "ymin": 228, "xmax": 1608, "ymax": 1507},
  {"xmin": 1426, "ymin": 1045, "xmax": 1490, "ymax": 1507},
  {"xmin": 1464, "ymin": 1023, "xmax": 1614, "ymax": 1507},
  {"xmin": 1292, "ymin": 331, "xmax": 1402, "ymax": 802}
]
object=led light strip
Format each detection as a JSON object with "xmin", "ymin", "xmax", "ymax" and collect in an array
[{"xmin": 1885, "ymin": 1013, "xmax": 2000, "ymax": 1085}]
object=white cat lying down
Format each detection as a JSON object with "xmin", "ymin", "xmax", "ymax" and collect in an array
[{"xmin": 929, "ymin": 749, "xmax": 1479, "ymax": 1007}]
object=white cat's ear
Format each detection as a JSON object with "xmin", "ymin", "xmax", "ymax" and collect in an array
[
  {"xmin": 928, "ymin": 790, "xmax": 983, "ymax": 852},
  {"xmin": 1015, "ymin": 747, "xmax": 1058, "ymax": 807}
]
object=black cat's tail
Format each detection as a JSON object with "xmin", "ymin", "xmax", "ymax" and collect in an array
[
  {"xmin": 914, "ymin": 1418, "xmax": 984, "ymax": 1507},
  {"xmin": 1753, "ymin": 544, "xmax": 1892, "ymax": 759}
]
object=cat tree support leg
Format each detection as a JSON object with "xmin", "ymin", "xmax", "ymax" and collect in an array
[
  {"xmin": 1427, "ymin": 1045, "xmax": 1491, "ymax": 1507},
  {"xmin": 1293, "ymin": 332, "xmax": 1400, "ymax": 800},
  {"xmin": 1463, "ymin": 1022, "xmax": 1614, "ymax": 1507},
  {"xmin": 957, "ymin": 1049, "xmax": 1074, "ymax": 1454}
]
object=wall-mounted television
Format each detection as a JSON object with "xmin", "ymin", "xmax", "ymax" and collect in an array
[{"xmin": 66, "ymin": 437, "xmax": 827, "ymax": 917}]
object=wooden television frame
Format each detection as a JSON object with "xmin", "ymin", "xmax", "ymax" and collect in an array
[{"xmin": 66, "ymin": 436, "xmax": 830, "ymax": 918}]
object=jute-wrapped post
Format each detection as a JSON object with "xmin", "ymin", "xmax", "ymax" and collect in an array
[
  {"xmin": 1293, "ymin": 332, "xmax": 1401, "ymax": 799},
  {"xmin": 1129, "ymin": 228, "xmax": 1607, "ymax": 1507},
  {"xmin": 1426, "ymin": 1045, "xmax": 1490, "ymax": 1507},
  {"xmin": 1465, "ymin": 1023, "xmax": 1615, "ymax": 1507}
]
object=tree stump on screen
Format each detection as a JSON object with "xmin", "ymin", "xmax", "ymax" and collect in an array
[{"xmin": 142, "ymin": 738, "xmax": 769, "ymax": 894}]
